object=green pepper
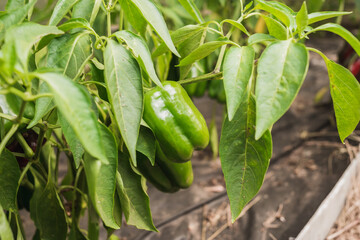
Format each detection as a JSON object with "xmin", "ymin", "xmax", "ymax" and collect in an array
[
  {"xmin": 143, "ymin": 81, "xmax": 209, "ymax": 162},
  {"xmin": 136, "ymin": 144, "xmax": 193, "ymax": 193},
  {"xmin": 208, "ymin": 80, "xmax": 226, "ymax": 104}
]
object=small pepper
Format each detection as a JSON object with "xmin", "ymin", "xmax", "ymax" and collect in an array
[{"xmin": 136, "ymin": 144, "xmax": 193, "ymax": 193}]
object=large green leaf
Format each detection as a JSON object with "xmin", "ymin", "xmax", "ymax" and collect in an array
[
  {"xmin": 35, "ymin": 72, "xmax": 105, "ymax": 161},
  {"xmin": 0, "ymin": 149, "xmax": 20, "ymax": 211},
  {"xmin": 326, "ymin": 60, "xmax": 360, "ymax": 142},
  {"xmin": 0, "ymin": 203, "xmax": 14, "ymax": 240},
  {"xmin": 255, "ymin": 40, "xmax": 309, "ymax": 139},
  {"xmin": 58, "ymin": 112, "xmax": 84, "ymax": 168},
  {"xmin": 223, "ymin": 46, "xmax": 254, "ymax": 121},
  {"xmin": 3, "ymin": 22, "xmax": 62, "ymax": 70},
  {"xmin": 255, "ymin": 0, "xmax": 295, "ymax": 27},
  {"xmin": 72, "ymin": 0, "xmax": 102, "ymax": 24},
  {"xmin": 46, "ymin": 31, "xmax": 92, "ymax": 79},
  {"xmin": 0, "ymin": 0, "xmax": 38, "ymax": 41},
  {"xmin": 129, "ymin": 0, "xmax": 180, "ymax": 56},
  {"xmin": 307, "ymin": 23, "xmax": 360, "ymax": 57},
  {"xmin": 83, "ymin": 123, "xmax": 119, "ymax": 229},
  {"xmin": 30, "ymin": 169, "xmax": 67, "ymax": 240},
  {"xmin": 220, "ymin": 94, "xmax": 272, "ymax": 222},
  {"xmin": 114, "ymin": 31, "xmax": 162, "ymax": 87},
  {"xmin": 152, "ymin": 24, "xmax": 204, "ymax": 57},
  {"xmin": 178, "ymin": 39, "xmax": 233, "ymax": 66},
  {"xmin": 27, "ymin": 82, "xmax": 54, "ymax": 129},
  {"xmin": 119, "ymin": 0, "xmax": 147, "ymax": 34},
  {"xmin": 49, "ymin": 0, "xmax": 80, "ymax": 26},
  {"xmin": 307, "ymin": 11, "xmax": 351, "ymax": 25},
  {"xmin": 116, "ymin": 152, "xmax": 157, "ymax": 231},
  {"xmin": 104, "ymin": 39, "xmax": 143, "ymax": 166},
  {"xmin": 178, "ymin": 0, "xmax": 204, "ymax": 24},
  {"xmin": 5, "ymin": 0, "xmax": 25, "ymax": 11}
]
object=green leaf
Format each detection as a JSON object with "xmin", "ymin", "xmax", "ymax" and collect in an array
[
  {"xmin": 178, "ymin": 39, "xmax": 234, "ymax": 67},
  {"xmin": 325, "ymin": 60, "xmax": 360, "ymax": 142},
  {"xmin": 104, "ymin": 39, "xmax": 143, "ymax": 166},
  {"xmin": 262, "ymin": 15, "xmax": 287, "ymax": 40},
  {"xmin": 72, "ymin": 0, "xmax": 102, "ymax": 25},
  {"xmin": 114, "ymin": 31, "xmax": 162, "ymax": 87},
  {"xmin": 84, "ymin": 123, "xmax": 119, "ymax": 229},
  {"xmin": 0, "ymin": 203, "xmax": 14, "ymax": 240},
  {"xmin": 68, "ymin": 222, "xmax": 87, "ymax": 240},
  {"xmin": 58, "ymin": 18, "xmax": 96, "ymax": 35},
  {"xmin": 27, "ymin": 82, "xmax": 54, "ymax": 129},
  {"xmin": 220, "ymin": 94, "xmax": 272, "ymax": 222},
  {"xmin": 116, "ymin": 152, "xmax": 157, "ymax": 231},
  {"xmin": 255, "ymin": 0, "xmax": 295, "ymax": 27},
  {"xmin": 136, "ymin": 125, "xmax": 156, "ymax": 165},
  {"xmin": 296, "ymin": 2, "xmax": 308, "ymax": 35},
  {"xmin": 49, "ymin": 0, "xmax": 80, "ymax": 26},
  {"xmin": 35, "ymin": 72, "xmax": 105, "ymax": 161},
  {"xmin": 119, "ymin": 0, "xmax": 147, "ymax": 35},
  {"xmin": 255, "ymin": 40, "xmax": 309, "ymax": 139},
  {"xmin": 46, "ymin": 31, "xmax": 92, "ymax": 79},
  {"xmin": 0, "ymin": 149, "xmax": 20, "ymax": 211},
  {"xmin": 3, "ymin": 22, "xmax": 63, "ymax": 71},
  {"xmin": 247, "ymin": 33, "xmax": 277, "ymax": 45},
  {"xmin": 178, "ymin": 0, "xmax": 204, "ymax": 24},
  {"xmin": 30, "ymin": 170, "xmax": 68, "ymax": 240},
  {"xmin": 152, "ymin": 24, "xmax": 204, "ymax": 57},
  {"xmin": 223, "ymin": 46, "xmax": 255, "ymax": 121},
  {"xmin": 308, "ymin": 11, "xmax": 351, "ymax": 25},
  {"xmin": 307, "ymin": 23, "xmax": 360, "ymax": 57},
  {"xmin": 58, "ymin": 112, "xmax": 84, "ymax": 168},
  {"xmin": 0, "ymin": 0, "xmax": 37, "ymax": 41},
  {"xmin": 129, "ymin": 0, "xmax": 180, "ymax": 57},
  {"xmin": 221, "ymin": 19, "xmax": 250, "ymax": 36},
  {"xmin": 177, "ymin": 28, "xmax": 204, "ymax": 79},
  {"xmin": 5, "ymin": 0, "xmax": 25, "ymax": 11}
]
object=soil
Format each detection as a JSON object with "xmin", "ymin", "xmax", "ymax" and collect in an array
[{"xmin": 113, "ymin": 36, "xmax": 356, "ymax": 240}]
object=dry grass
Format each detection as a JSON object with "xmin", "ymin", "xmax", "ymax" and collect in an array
[{"xmin": 326, "ymin": 155, "xmax": 360, "ymax": 240}]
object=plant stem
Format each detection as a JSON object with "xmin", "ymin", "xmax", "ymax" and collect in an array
[
  {"xmin": 178, "ymin": 72, "xmax": 223, "ymax": 85},
  {"xmin": 34, "ymin": 128, "xmax": 46, "ymax": 161},
  {"xmin": 214, "ymin": 27, "xmax": 235, "ymax": 72},
  {"xmin": 15, "ymin": 132, "xmax": 34, "ymax": 158},
  {"xmin": 0, "ymin": 124, "xmax": 19, "ymax": 155},
  {"xmin": 107, "ymin": 3, "xmax": 112, "ymax": 37}
]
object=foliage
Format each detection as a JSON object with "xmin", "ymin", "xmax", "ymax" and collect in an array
[{"xmin": 0, "ymin": 0, "xmax": 359, "ymax": 238}]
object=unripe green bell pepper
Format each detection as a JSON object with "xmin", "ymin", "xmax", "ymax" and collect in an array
[
  {"xmin": 136, "ymin": 144, "xmax": 193, "ymax": 193},
  {"xmin": 143, "ymin": 81, "xmax": 209, "ymax": 162}
]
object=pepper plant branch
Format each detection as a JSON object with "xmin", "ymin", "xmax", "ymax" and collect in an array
[
  {"xmin": 0, "ymin": 124, "xmax": 19, "ymax": 156},
  {"xmin": 34, "ymin": 128, "xmax": 46, "ymax": 161},
  {"xmin": 178, "ymin": 71, "xmax": 223, "ymax": 85},
  {"xmin": 15, "ymin": 132, "xmax": 34, "ymax": 158}
]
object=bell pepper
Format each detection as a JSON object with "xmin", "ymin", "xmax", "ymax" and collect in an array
[
  {"xmin": 208, "ymin": 80, "xmax": 226, "ymax": 104},
  {"xmin": 143, "ymin": 81, "xmax": 209, "ymax": 162},
  {"xmin": 136, "ymin": 144, "xmax": 193, "ymax": 193}
]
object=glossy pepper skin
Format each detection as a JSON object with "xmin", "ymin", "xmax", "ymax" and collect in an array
[
  {"xmin": 143, "ymin": 81, "xmax": 209, "ymax": 162},
  {"xmin": 136, "ymin": 144, "xmax": 194, "ymax": 193}
]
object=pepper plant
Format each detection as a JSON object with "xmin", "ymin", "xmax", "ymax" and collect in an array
[{"xmin": 0, "ymin": 0, "xmax": 360, "ymax": 239}]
